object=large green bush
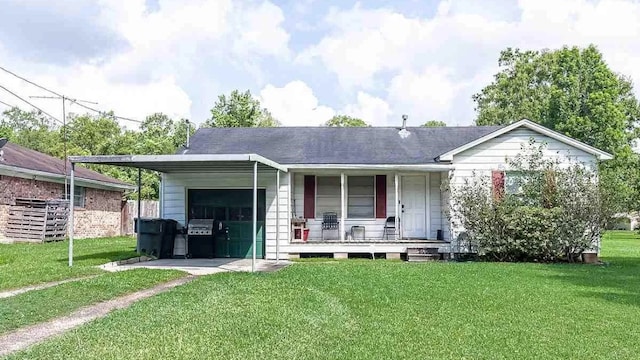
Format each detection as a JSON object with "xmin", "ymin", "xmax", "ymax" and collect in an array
[{"xmin": 447, "ymin": 141, "xmax": 609, "ymax": 262}]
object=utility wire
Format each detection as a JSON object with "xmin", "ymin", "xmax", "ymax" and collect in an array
[
  {"xmin": 0, "ymin": 65, "xmax": 62, "ymax": 97},
  {"xmin": 0, "ymin": 65, "xmax": 143, "ymax": 123},
  {"xmin": 0, "ymin": 99, "xmax": 15, "ymax": 108},
  {"xmin": 0, "ymin": 84, "xmax": 63, "ymax": 124},
  {"xmin": 69, "ymin": 99, "xmax": 143, "ymax": 123}
]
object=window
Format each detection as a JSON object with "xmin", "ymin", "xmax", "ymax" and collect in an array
[
  {"xmin": 505, "ymin": 171, "xmax": 526, "ymax": 195},
  {"xmin": 316, "ymin": 176, "xmax": 341, "ymax": 217},
  {"xmin": 347, "ymin": 176, "xmax": 375, "ymax": 218},
  {"xmin": 66, "ymin": 185, "xmax": 86, "ymax": 208}
]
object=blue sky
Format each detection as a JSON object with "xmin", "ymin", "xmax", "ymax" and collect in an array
[{"xmin": 1, "ymin": 0, "xmax": 639, "ymax": 128}]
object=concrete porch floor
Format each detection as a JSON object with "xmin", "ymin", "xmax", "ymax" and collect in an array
[{"xmin": 99, "ymin": 258, "xmax": 291, "ymax": 276}]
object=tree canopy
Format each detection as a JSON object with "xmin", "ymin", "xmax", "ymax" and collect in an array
[
  {"xmin": 204, "ymin": 89, "xmax": 279, "ymax": 127},
  {"xmin": 421, "ymin": 120, "xmax": 447, "ymax": 127},
  {"xmin": 0, "ymin": 108, "xmax": 195, "ymax": 200},
  {"xmin": 325, "ymin": 115, "xmax": 369, "ymax": 127},
  {"xmin": 474, "ymin": 45, "xmax": 640, "ymax": 155},
  {"xmin": 473, "ymin": 45, "xmax": 640, "ymax": 212}
]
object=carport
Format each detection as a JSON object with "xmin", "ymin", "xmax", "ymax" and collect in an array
[{"xmin": 68, "ymin": 154, "xmax": 288, "ymax": 272}]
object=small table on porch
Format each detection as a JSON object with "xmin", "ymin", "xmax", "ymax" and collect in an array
[{"xmin": 291, "ymin": 218, "xmax": 307, "ymax": 242}]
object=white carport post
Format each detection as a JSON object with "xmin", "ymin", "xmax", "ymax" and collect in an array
[
  {"xmin": 68, "ymin": 163, "xmax": 75, "ymax": 267},
  {"xmin": 276, "ymin": 169, "xmax": 280, "ymax": 263},
  {"xmin": 340, "ymin": 173, "xmax": 345, "ymax": 241},
  {"xmin": 394, "ymin": 173, "xmax": 399, "ymax": 241},
  {"xmin": 252, "ymin": 161, "xmax": 258, "ymax": 272},
  {"xmin": 136, "ymin": 168, "xmax": 141, "ymax": 252}
]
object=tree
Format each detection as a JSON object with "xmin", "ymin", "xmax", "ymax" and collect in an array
[
  {"xmin": 473, "ymin": 45, "xmax": 640, "ymax": 212},
  {"xmin": 474, "ymin": 45, "xmax": 639, "ymax": 154},
  {"xmin": 325, "ymin": 115, "xmax": 369, "ymax": 127},
  {"xmin": 0, "ymin": 107, "xmax": 60, "ymax": 154},
  {"xmin": 204, "ymin": 90, "xmax": 279, "ymax": 127},
  {"xmin": 421, "ymin": 120, "xmax": 447, "ymax": 127}
]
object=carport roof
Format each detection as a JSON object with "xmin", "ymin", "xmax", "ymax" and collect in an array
[{"xmin": 68, "ymin": 154, "xmax": 289, "ymax": 173}]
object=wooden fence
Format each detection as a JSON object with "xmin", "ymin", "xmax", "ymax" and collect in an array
[
  {"xmin": 121, "ymin": 200, "xmax": 159, "ymax": 235},
  {"xmin": 5, "ymin": 198, "xmax": 69, "ymax": 243}
]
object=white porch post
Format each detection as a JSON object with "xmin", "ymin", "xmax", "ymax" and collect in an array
[
  {"xmin": 340, "ymin": 173, "xmax": 345, "ymax": 241},
  {"xmin": 276, "ymin": 169, "xmax": 280, "ymax": 262},
  {"xmin": 252, "ymin": 161, "xmax": 258, "ymax": 272},
  {"xmin": 68, "ymin": 163, "xmax": 75, "ymax": 267},
  {"xmin": 394, "ymin": 173, "xmax": 399, "ymax": 240}
]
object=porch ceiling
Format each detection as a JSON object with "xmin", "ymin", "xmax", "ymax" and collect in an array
[{"xmin": 68, "ymin": 154, "xmax": 288, "ymax": 173}]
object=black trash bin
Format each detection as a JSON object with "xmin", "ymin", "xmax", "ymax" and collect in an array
[
  {"xmin": 136, "ymin": 218, "xmax": 164, "ymax": 257},
  {"xmin": 159, "ymin": 219, "xmax": 177, "ymax": 259}
]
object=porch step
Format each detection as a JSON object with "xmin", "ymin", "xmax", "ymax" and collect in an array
[
  {"xmin": 406, "ymin": 247, "xmax": 439, "ymax": 255},
  {"xmin": 407, "ymin": 253, "xmax": 442, "ymax": 262}
]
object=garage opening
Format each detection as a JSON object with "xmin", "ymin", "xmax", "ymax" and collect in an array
[{"xmin": 187, "ymin": 189, "xmax": 266, "ymax": 259}]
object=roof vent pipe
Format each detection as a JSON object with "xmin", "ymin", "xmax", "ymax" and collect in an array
[
  {"xmin": 399, "ymin": 115, "xmax": 411, "ymax": 139},
  {"xmin": 185, "ymin": 120, "xmax": 190, "ymax": 149}
]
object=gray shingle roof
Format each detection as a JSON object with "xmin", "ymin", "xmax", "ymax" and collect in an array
[
  {"xmin": 1, "ymin": 142, "xmax": 130, "ymax": 187},
  {"xmin": 182, "ymin": 126, "xmax": 504, "ymax": 164}
]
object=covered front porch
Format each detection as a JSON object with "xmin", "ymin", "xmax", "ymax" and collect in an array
[{"xmin": 286, "ymin": 165, "xmax": 453, "ymax": 249}]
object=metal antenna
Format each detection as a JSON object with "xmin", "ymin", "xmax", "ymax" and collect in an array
[{"xmin": 29, "ymin": 95, "xmax": 99, "ymax": 200}]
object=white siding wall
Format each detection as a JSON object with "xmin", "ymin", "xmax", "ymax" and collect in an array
[
  {"xmin": 447, "ymin": 128, "xmax": 599, "ymax": 241},
  {"xmin": 162, "ymin": 170, "xmax": 290, "ymax": 260}
]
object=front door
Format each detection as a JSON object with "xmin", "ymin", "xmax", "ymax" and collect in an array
[{"xmin": 401, "ymin": 176, "xmax": 426, "ymax": 238}]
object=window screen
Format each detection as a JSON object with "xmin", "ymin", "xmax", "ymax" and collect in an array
[
  {"xmin": 347, "ymin": 176, "xmax": 374, "ymax": 218},
  {"xmin": 316, "ymin": 176, "xmax": 341, "ymax": 217}
]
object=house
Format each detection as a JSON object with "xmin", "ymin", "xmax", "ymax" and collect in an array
[
  {"xmin": 68, "ymin": 119, "xmax": 612, "ymax": 262},
  {"xmin": 0, "ymin": 140, "xmax": 134, "ymax": 242}
]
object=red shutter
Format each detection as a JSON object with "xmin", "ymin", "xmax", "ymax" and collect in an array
[
  {"xmin": 492, "ymin": 170, "xmax": 505, "ymax": 201},
  {"xmin": 375, "ymin": 175, "xmax": 387, "ymax": 219},
  {"xmin": 303, "ymin": 175, "xmax": 315, "ymax": 218}
]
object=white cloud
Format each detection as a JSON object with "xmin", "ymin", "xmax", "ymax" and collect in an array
[
  {"xmin": 259, "ymin": 81, "xmax": 335, "ymax": 126},
  {"xmin": 388, "ymin": 66, "xmax": 460, "ymax": 124},
  {"xmin": 343, "ymin": 92, "xmax": 391, "ymax": 126},
  {"xmin": 259, "ymin": 81, "xmax": 392, "ymax": 126},
  {"xmin": 300, "ymin": 0, "xmax": 640, "ymax": 125},
  {"xmin": 0, "ymin": 0, "xmax": 290, "ymax": 126}
]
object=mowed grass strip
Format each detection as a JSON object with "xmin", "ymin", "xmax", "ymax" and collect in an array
[
  {"xmin": 0, "ymin": 269, "xmax": 185, "ymax": 334},
  {"xmin": 9, "ymin": 232, "xmax": 640, "ymax": 360},
  {"xmin": 0, "ymin": 237, "xmax": 137, "ymax": 291}
]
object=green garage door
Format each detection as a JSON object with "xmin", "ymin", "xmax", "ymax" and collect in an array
[{"xmin": 188, "ymin": 189, "xmax": 265, "ymax": 259}]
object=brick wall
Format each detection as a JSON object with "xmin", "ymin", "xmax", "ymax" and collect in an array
[
  {"xmin": 83, "ymin": 188, "xmax": 122, "ymax": 212},
  {"xmin": 0, "ymin": 175, "xmax": 125, "ymax": 240},
  {"xmin": 73, "ymin": 209, "xmax": 122, "ymax": 239},
  {"xmin": 0, "ymin": 175, "xmax": 63, "ymax": 204}
]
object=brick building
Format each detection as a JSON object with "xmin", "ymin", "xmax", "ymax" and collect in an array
[{"xmin": 0, "ymin": 141, "xmax": 134, "ymax": 242}]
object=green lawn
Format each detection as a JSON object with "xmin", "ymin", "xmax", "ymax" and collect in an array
[
  {"xmin": 0, "ymin": 269, "xmax": 184, "ymax": 334},
  {"xmin": 8, "ymin": 231, "xmax": 640, "ymax": 359},
  {"xmin": 0, "ymin": 237, "xmax": 138, "ymax": 291}
]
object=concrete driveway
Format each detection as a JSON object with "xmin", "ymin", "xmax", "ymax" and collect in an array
[{"xmin": 99, "ymin": 258, "xmax": 291, "ymax": 275}]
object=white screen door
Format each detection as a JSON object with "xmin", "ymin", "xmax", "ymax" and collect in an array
[{"xmin": 401, "ymin": 176, "xmax": 426, "ymax": 238}]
